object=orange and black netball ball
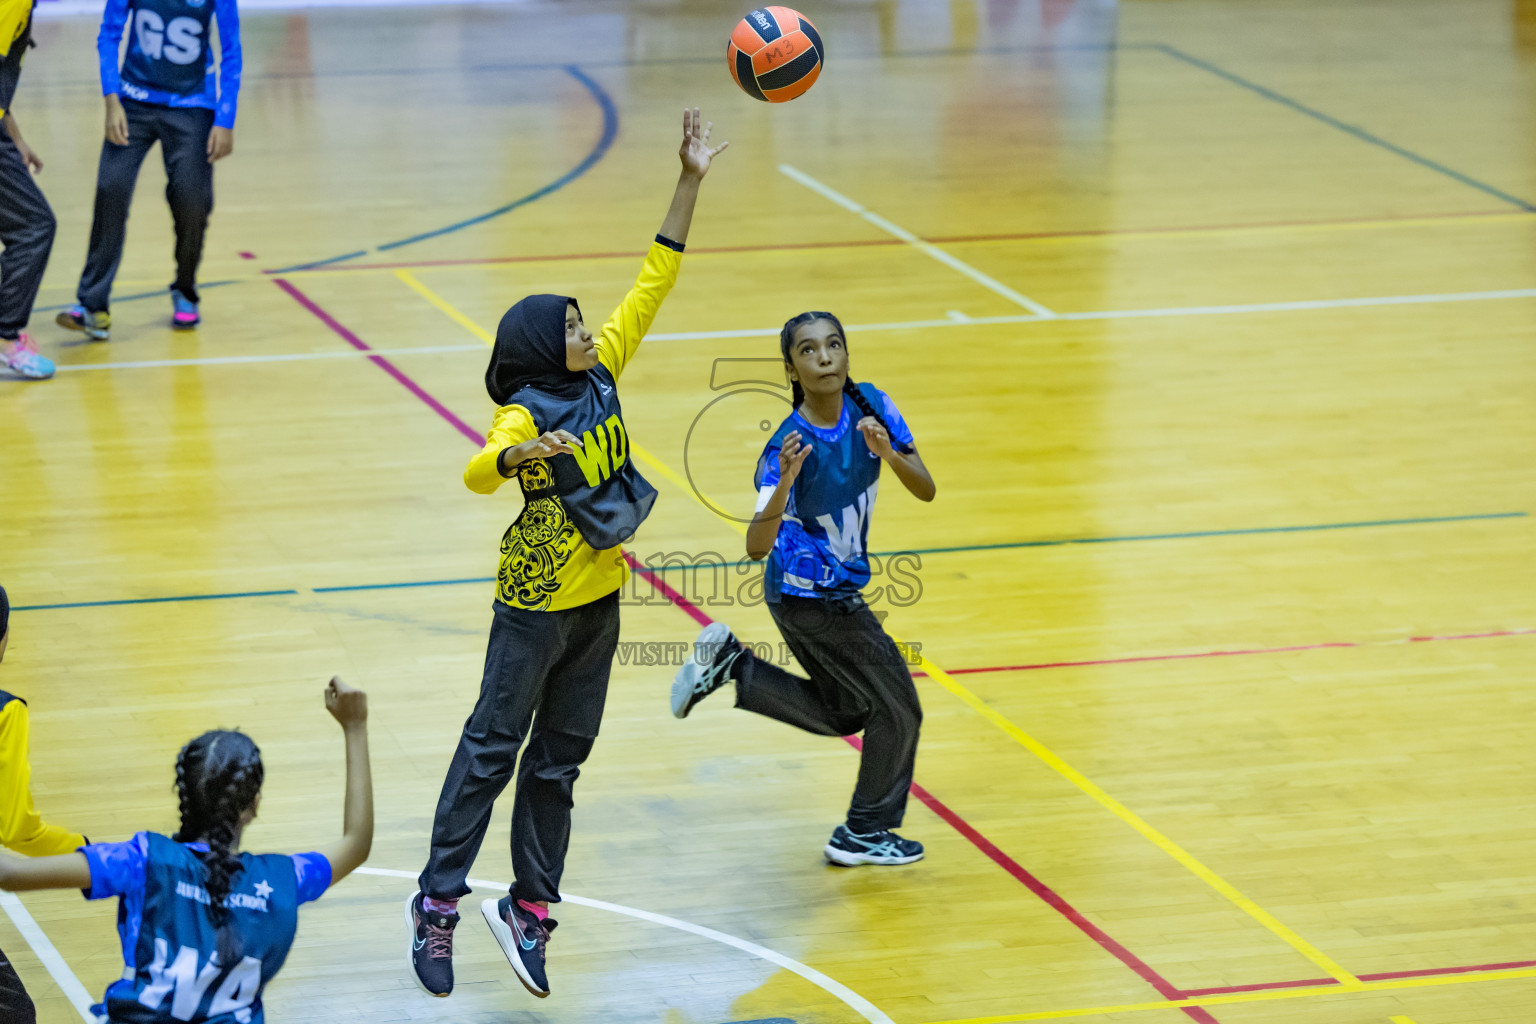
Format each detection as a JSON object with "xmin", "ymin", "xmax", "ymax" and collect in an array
[{"xmin": 727, "ymin": 7, "xmax": 824, "ymax": 103}]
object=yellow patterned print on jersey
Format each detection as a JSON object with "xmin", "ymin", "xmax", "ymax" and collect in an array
[
  {"xmin": 496, "ymin": 459, "xmax": 585, "ymax": 611},
  {"xmin": 461, "ymin": 241, "xmax": 683, "ymax": 612}
]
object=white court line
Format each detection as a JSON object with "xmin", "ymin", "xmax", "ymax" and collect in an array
[
  {"xmin": 352, "ymin": 866, "xmax": 896, "ymax": 1024},
  {"xmin": 43, "ymin": 286, "xmax": 1536, "ymax": 371},
  {"xmin": 779, "ymin": 164, "xmax": 1059, "ymax": 318},
  {"xmin": 0, "ymin": 892, "xmax": 97, "ymax": 1023}
]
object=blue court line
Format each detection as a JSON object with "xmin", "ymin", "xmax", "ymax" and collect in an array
[
  {"xmin": 636, "ymin": 511, "xmax": 1529, "ymax": 571},
  {"xmin": 1153, "ymin": 44, "xmax": 1536, "ymax": 212},
  {"xmin": 14, "ymin": 589, "xmax": 298, "ymax": 612},
  {"xmin": 34, "ymin": 279, "xmax": 243, "ymax": 315},
  {"xmin": 268, "ymin": 65, "xmax": 619, "ymax": 273},
  {"xmin": 376, "ymin": 65, "xmax": 619, "ymax": 252},
  {"xmin": 13, "ymin": 513, "xmax": 1522, "ymax": 612},
  {"xmin": 312, "ymin": 576, "xmax": 493, "ymax": 594}
]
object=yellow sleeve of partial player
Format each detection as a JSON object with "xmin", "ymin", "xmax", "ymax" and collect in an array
[
  {"xmin": 594, "ymin": 240, "xmax": 683, "ymax": 381},
  {"xmin": 0, "ymin": 699, "xmax": 87, "ymax": 858},
  {"xmin": 463, "ymin": 404, "xmax": 539, "ymax": 494},
  {"xmin": 0, "ymin": 0, "xmax": 29, "ymax": 60}
]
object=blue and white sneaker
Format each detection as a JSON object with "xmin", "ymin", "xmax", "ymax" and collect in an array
[
  {"xmin": 482, "ymin": 896, "xmax": 554, "ymax": 998},
  {"xmin": 170, "ymin": 288, "xmax": 200, "ymax": 330},
  {"xmin": 55, "ymin": 305, "xmax": 110, "ymax": 341},
  {"xmin": 2, "ymin": 334, "xmax": 53, "ymax": 380},
  {"xmin": 824, "ymin": 825, "xmax": 925, "ymax": 866},
  {"xmin": 671, "ymin": 621, "xmax": 742, "ymax": 718}
]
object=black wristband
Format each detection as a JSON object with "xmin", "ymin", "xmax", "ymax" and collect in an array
[
  {"xmin": 655, "ymin": 234, "xmax": 686, "ymax": 253},
  {"xmin": 496, "ymin": 446, "xmax": 517, "ymax": 478}
]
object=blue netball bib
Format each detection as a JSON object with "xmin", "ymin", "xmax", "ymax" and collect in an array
[
  {"xmin": 83, "ymin": 832, "xmax": 330, "ymax": 1024},
  {"xmin": 754, "ymin": 384, "xmax": 914, "ymax": 601},
  {"xmin": 120, "ymin": 0, "xmax": 215, "ymax": 97}
]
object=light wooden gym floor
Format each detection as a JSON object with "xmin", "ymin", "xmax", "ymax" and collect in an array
[{"xmin": 2, "ymin": 1, "xmax": 1534, "ymax": 1023}]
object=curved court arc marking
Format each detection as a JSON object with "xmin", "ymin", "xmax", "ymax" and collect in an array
[
  {"xmin": 350, "ymin": 867, "xmax": 896, "ymax": 1024},
  {"xmin": 267, "ymin": 64, "xmax": 619, "ymax": 273}
]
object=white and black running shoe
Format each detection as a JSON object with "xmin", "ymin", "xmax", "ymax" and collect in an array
[
  {"xmin": 823, "ymin": 825, "xmax": 925, "ymax": 866},
  {"xmin": 482, "ymin": 895, "xmax": 555, "ymax": 998},
  {"xmin": 671, "ymin": 621, "xmax": 742, "ymax": 719}
]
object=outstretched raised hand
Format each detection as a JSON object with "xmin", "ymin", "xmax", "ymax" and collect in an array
[{"xmin": 679, "ymin": 107, "xmax": 729, "ymax": 179}]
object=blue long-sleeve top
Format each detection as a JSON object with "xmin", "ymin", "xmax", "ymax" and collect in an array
[{"xmin": 98, "ymin": 0, "xmax": 241, "ymax": 129}]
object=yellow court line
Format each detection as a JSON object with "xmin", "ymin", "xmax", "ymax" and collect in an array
[
  {"xmin": 1389, "ymin": 1016, "xmax": 1420, "ymax": 1024},
  {"xmin": 397, "ymin": 272, "xmax": 1359, "ymax": 987},
  {"xmin": 919, "ymin": 966, "xmax": 1536, "ymax": 1023},
  {"xmin": 394, "ymin": 270, "xmax": 494, "ymax": 344}
]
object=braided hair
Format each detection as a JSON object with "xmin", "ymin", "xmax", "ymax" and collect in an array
[
  {"xmin": 779, "ymin": 311, "xmax": 914, "ymax": 455},
  {"xmin": 174, "ymin": 730, "xmax": 264, "ymax": 965}
]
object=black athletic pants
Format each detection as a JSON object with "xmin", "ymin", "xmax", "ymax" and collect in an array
[
  {"xmin": 0, "ymin": 125, "xmax": 56, "ymax": 341},
  {"xmin": 734, "ymin": 593, "xmax": 923, "ymax": 834},
  {"xmin": 76, "ymin": 101, "xmax": 214, "ymax": 313},
  {"xmin": 420, "ymin": 591, "xmax": 619, "ymax": 906},
  {"xmin": 0, "ymin": 943, "xmax": 37, "ymax": 1024}
]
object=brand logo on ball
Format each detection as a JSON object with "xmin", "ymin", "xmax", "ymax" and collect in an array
[{"xmin": 751, "ymin": 9, "xmax": 771, "ymax": 29}]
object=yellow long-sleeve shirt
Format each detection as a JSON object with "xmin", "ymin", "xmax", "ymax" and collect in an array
[
  {"xmin": 465, "ymin": 240, "xmax": 682, "ymax": 611},
  {"xmin": 0, "ymin": 692, "xmax": 86, "ymax": 857},
  {"xmin": 0, "ymin": 0, "xmax": 33, "ymax": 120}
]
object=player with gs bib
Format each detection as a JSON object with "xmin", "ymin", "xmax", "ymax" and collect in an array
[{"xmin": 57, "ymin": 0, "xmax": 240, "ymax": 340}]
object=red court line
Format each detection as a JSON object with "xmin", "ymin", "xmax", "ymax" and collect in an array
[
  {"xmin": 280, "ymin": 275, "xmax": 1536, "ymax": 1021},
  {"xmin": 270, "ymin": 208, "xmax": 1522, "ymax": 274},
  {"xmin": 277, "ymin": 277, "xmax": 1222, "ymax": 1022},
  {"xmin": 845, "ymin": 734, "xmax": 1217, "ymax": 1021},
  {"xmin": 1181, "ymin": 958, "xmax": 1536, "ymax": 997},
  {"xmin": 921, "ymin": 628, "xmax": 1536, "ymax": 678},
  {"xmin": 1410, "ymin": 628, "xmax": 1536, "ymax": 642},
  {"xmin": 273, "ymin": 279, "xmax": 485, "ymax": 446}
]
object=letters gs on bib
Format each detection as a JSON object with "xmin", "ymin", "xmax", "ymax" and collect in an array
[{"xmin": 135, "ymin": 9, "xmax": 205, "ymax": 64}]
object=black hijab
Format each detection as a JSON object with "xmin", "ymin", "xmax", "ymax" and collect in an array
[{"xmin": 485, "ymin": 294, "xmax": 588, "ymax": 405}]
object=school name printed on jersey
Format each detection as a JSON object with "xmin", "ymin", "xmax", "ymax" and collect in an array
[
  {"xmin": 175, "ymin": 878, "xmax": 274, "ymax": 913},
  {"xmin": 133, "ymin": 10, "xmax": 205, "ymax": 65},
  {"xmin": 137, "ymin": 937, "xmax": 262, "ymax": 1022}
]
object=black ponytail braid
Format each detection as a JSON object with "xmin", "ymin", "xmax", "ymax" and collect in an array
[
  {"xmin": 779, "ymin": 311, "xmax": 914, "ymax": 454},
  {"xmin": 174, "ymin": 730, "xmax": 264, "ymax": 965}
]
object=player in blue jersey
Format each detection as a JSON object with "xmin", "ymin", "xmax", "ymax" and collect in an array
[
  {"xmin": 0, "ymin": 678, "xmax": 371, "ymax": 1024},
  {"xmin": 56, "ymin": 0, "xmax": 241, "ymax": 341},
  {"xmin": 671, "ymin": 310, "xmax": 936, "ymax": 866}
]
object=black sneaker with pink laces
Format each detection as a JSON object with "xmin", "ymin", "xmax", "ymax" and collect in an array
[{"xmin": 406, "ymin": 890, "xmax": 458, "ymax": 997}]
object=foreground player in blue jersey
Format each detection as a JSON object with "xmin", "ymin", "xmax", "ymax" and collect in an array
[
  {"xmin": 0, "ymin": 678, "xmax": 371, "ymax": 1024},
  {"xmin": 56, "ymin": 0, "xmax": 241, "ymax": 340},
  {"xmin": 672, "ymin": 310, "xmax": 936, "ymax": 867}
]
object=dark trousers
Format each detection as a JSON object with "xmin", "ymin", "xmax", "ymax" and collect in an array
[
  {"xmin": 420, "ymin": 592, "xmax": 619, "ymax": 906},
  {"xmin": 0, "ymin": 944, "xmax": 37, "ymax": 1024},
  {"xmin": 735, "ymin": 594, "xmax": 923, "ymax": 834},
  {"xmin": 76, "ymin": 101, "xmax": 214, "ymax": 313},
  {"xmin": 0, "ymin": 126, "xmax": 56, "ymax": 340}
]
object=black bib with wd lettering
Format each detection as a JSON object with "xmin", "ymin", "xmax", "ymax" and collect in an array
[{"xmin": 508, "ymin": 364, "xmax": 657, "ymax": 549}]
